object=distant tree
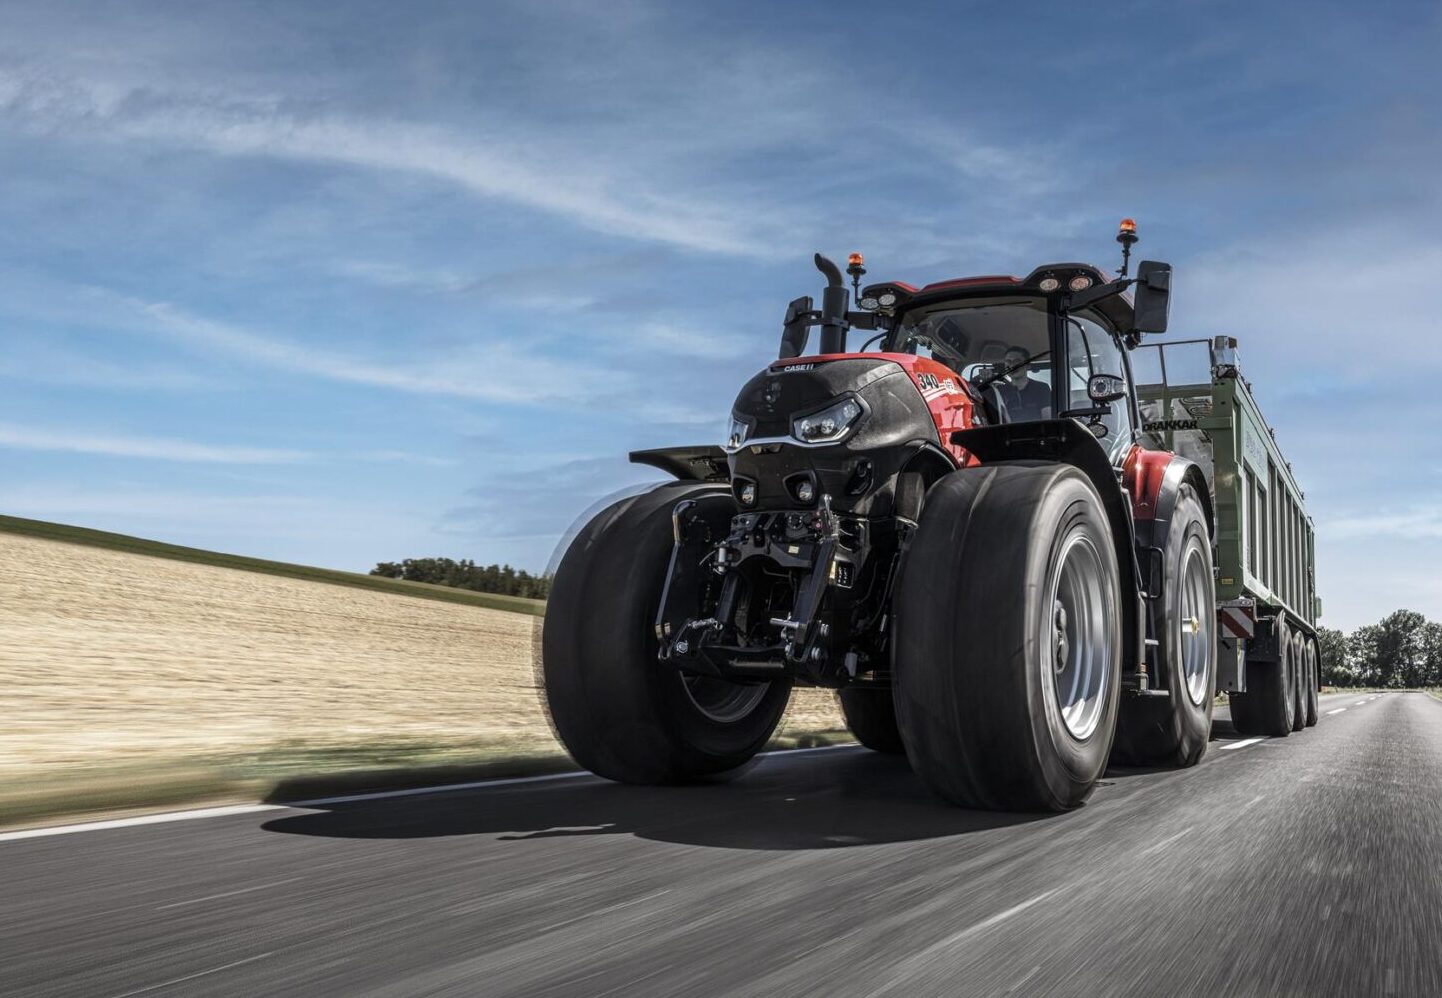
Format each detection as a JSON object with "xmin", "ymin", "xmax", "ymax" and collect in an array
[
  {"xmin": 1349, "ymin": 610, "xmax": 1428, "ymax": 689},
  {"xmin": 370, "ymin": 557, "xmax": 551, "ymax": 599},
  {"xmin": 1315, "ymin": 626, "xmax": 1356, "ymax": 686},
  {"xmin": 1423, "ymin": 622, "xmax": 1442, "ymax": 688}
]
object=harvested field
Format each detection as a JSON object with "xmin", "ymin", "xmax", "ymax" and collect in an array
[{"xmin": 0, "ymin": 529, "xmax": 846, "ymax": 825}]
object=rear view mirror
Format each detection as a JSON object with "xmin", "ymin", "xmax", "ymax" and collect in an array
[
  {"xmin": 1088, "ymin": 373, "xmax": 1127, "ymax": 404},
  {"xmin": 1132, "ymin": 261, "xmax": 1171, "ymax": 334},
  {"xmin": 779, "ymin": 296, "xmax": 813, "ymax": 359}
]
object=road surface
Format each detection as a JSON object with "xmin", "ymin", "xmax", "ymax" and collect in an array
[{"xmin": 3, "ymin": 691, "xmax": 1440, "ymax": 997}]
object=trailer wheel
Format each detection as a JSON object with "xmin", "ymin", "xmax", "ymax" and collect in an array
[
  {"xmin": 892, "ymin": 464, "xmax": 1122, "ymax": 811},
  {"xmin": 1112, "ymin": 485, "xmax": 1215, "ymax": 767},
  {"xmin": 1289, "ymin": 631, "xmax": 1307, "ymax": 732},
  {"xmin": 541, "ymin": 483, "xmax": 791, "ymax": 784},
  {"xmin": 837, "ymin": 687, "xmax": 905, "ymax": 754},
  {"xmin": 1229, "ymin": 617, "xmax": 1295, "ymax": 737},
  {"xmin": 1303, "ymin": 639, "xmax": 1319, "ymax": 727}
]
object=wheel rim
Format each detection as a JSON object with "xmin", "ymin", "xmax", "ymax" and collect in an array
[
  {"xmin": 1046, "ymin": 528, "xmax": 1114, "ymax": 741},
  {"xmin": 681, "ymin": 674, "xmax": 769, "ymax": 724},
  {"xmin": 1179, "ymin": 539, "xmax": 1213, "ymax": 706}
]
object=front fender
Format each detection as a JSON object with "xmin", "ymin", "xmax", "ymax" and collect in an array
[{"xmin": 629, "ymin": 446, "xmax": 730, "ymax": 483}]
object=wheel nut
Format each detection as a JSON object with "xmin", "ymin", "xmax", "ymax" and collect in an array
[{"xmin": 674, "ymin": 639, "xmax": 689, "ymax": 655}]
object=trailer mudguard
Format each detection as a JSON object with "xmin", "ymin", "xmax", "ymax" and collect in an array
[
  {"xmin": 629, "ymin": 446, "xmax": 730, "ymax": 483},
  {"xmin": 951, "ymin": 419, "xmax": 1145, "ymax": 679}
]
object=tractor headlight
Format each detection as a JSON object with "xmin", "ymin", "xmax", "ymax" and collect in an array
[
  {"xmin": 792, "ymin": 397, "xmax": 864, "ymax": 445},
  {"xmin": 724, "ymin": 415, "xmax": 750, "ymax": 452}
]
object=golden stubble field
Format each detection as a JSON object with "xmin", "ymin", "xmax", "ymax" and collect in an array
[{"xmin": 0, "ymin": 533, "xmax": 845, "ymax": 818}]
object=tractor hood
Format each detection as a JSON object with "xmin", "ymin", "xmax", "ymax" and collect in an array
[{"xmin": 725, "ymin": 355, "xmax": 953, "ymax": 516}]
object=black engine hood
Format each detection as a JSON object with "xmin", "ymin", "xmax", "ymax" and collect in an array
[{"xmin": 727, "ymin": 357, "xmax": 942, "ymax": 516}]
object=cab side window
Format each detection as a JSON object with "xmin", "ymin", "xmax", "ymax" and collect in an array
[{"xmin": 1065, "ymin": 315, "xmax": 1133, "ymax": 459}]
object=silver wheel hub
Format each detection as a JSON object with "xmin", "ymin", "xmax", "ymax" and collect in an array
[
  {"xmin": 1178, "ymin": 540, "xmax": 1213, "ymax": 707},
  {"xmin": 1045, "ymin": 529, "xmax": 1114, "ymax": 742}
]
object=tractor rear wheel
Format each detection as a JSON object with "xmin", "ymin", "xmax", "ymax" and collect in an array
[
  {"xmin": 1229, "ymin": 617, "xmax": 1295, "ymax": 737},
  {"xmin": 892, "ymin": 464, "xmax": 1122, "ymax": 811},
  {"xmin": 838, "ymin": 687, "xmax": 905, "ymax": 754},
  {"xmin": 541, "ymin": 482, "xmax": 791, "ymax": 784},
  {"xmin": 1112, "ymin": 484, "xmax": 1215, "ymax": 767}
]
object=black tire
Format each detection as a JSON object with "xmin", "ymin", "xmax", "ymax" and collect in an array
[
  {"xmin": 541, "ymin": 482, "xmax": 791, "ymax": 784},
  {"xmin": 1304, "ymin": 638, "xmax": 1319, "ymax": 727},
  {"xmin": 1289, "ymin": 630, "xmax": 1307, "ymax": 732},
  {"xmin": 892, "ymin": 464, "xmax": 1123, "ymax": 812},
  {"xmin": 1229, "ymin": 617, "xmax": 1294, "ymax": 737},
  {"xmin": 837, "ymin": 687, "xmax": 905, "ymax": 754},
  {"xmin": 1112, "ymin": 485, "xmax": 1215, "ymax": 767}
]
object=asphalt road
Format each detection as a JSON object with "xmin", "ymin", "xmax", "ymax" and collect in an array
[{"xmin": 4, "ymin": 690, "xmax": 1441, "ymax": 998}]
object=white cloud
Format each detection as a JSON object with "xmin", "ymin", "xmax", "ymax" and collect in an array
[
  {"xmin": 0, "ymin": 67, "xmax": 769, "ymax": 257},
  {"xmin": 1324, "ymin": 506, "xmax": 1442, "ymax": 541},
  {"xmin": 359, "ymin": 449, "xmax": 459, "ymax": 468},
  {"xmin": 0, "ymin": 422, "xmax": 311, "ymax": 464},
  {"xmin": 130, "ymin": 297, "xmax": 601, "ymax": 403}
]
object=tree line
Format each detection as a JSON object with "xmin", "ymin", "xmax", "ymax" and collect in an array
[
  {"xmin": 371, "ymin": 558, "xmax": 551, "ymax": 600},
  {"xmin": 1316, "ymin": 610, "xmax": 1442, "ymax": 688}
]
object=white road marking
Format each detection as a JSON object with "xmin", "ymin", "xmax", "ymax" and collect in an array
[
  {"xmin": 1138, "ymin": 827, "xmax": 1192, "ymax": 857},
  {"xmin": 0, "ymin": 805, "xmax": 286, "ymax": 844},
  {"xmin": 0, "ymin": 744, "xmax": 865, "ymax": 842},
  {"xmin": 106, "ymin": 952, "xmax": 273, "ymax": 997},
  {"xmin": 1220, "ymin": 737, "xmax": 1266, "ymax": 751},
  {"xmin": 291, "ymin": 744, "xmax": 862, "ymax": 807},
  {"xmin": 289, "ymin": 770, "xmax": 594, "ymax": 807},
  {"xmin": 156, "ymin": 878, "xmax": 301, "ymax": 910},
  {"xmin": 1327, "ymin": 708, "xmax": 1347, "ymax": 716},
  {"xmin": 1354, "ymin": 699, "xmax": 1368, "ymax": 705}
]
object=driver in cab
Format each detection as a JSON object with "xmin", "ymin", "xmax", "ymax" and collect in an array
[{"xmin": 994, "ymin": 346, "xmax": 1052, "ymax": 422}]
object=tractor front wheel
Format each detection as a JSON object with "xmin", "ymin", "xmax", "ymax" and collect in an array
[
  {"xmin": 541, "ymin": 483, "xmax": 791, "ymax": 784},
  {"xmin": 892, "ymin": 464, "xmax": 1122, "ymax": 811}
]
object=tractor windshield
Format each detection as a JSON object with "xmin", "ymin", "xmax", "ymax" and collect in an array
[{"xmin": 885, "ymin": 296, "xmax": 1054, "ymax": 421}]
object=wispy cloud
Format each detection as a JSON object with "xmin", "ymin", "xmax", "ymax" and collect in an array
[
  {"xmin": 0, "ymin": 345, "xmax": 218, "ymax": 391},
  {"xmin": 129, "ymin": 297, "xmax": 601, "ymax": 403},
  {"xmin": 0, "ymin": 423, "xmax": 311, "ymax": 464},
  {"xmin": 1325, "ymin": 506, "xmax": 1442, "ymax": 541},
  {"xmin": 0, "ymin": 67, "xmax": 771, "ymax": 257},
  {"xmin": 0, "ymin": 426, "xmax": 456, "ymax": 469}
]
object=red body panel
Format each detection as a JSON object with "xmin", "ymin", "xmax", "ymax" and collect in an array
[
  {"xmin": 1122, "ymin": 444, "xmax": 1176, "ymax": 521},
  {"xmin": 774, "ymin": 352, "xmax": 976, "ymax": 465},
  {"xmin": 918, "ymin": 275, "xmax": 1023, "ymax": 293}
]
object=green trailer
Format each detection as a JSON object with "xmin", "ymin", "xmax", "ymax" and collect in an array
[{"xmin": 1132, "ymin": 335, "xmax": 1321, "ymax": 732}]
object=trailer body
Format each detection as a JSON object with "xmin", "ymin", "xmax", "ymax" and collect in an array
[{"xmin": 1133, "ymin": 336, "xmax": 1319, "ymax": 692}]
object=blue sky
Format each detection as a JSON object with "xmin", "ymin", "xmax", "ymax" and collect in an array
[{"xmin": 1, "ymin": 0, "xmax": 1438, "ymax": 630}]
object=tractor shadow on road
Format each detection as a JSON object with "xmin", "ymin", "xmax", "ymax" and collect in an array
[{"xmin": 261, "ymin": 750, "xmax": 1055, "ymax": 850}]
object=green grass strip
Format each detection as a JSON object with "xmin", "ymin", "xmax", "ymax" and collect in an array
[{"xmin": 0, "ymin": 513, "xmax": 546, "ymax": 616}]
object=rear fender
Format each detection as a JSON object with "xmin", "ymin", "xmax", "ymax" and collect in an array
[
  {"xmin": 1123, "ymin": 447, "xmax": 1214, "ymax": 692},
  {"xmin": 951, "ymin": 420, "xmax": 1144, "ymax": 680}
]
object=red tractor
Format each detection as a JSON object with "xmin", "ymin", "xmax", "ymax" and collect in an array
[{"xmin": 542, "ymin": 222, "xmax": 1214, "ymax": 811}]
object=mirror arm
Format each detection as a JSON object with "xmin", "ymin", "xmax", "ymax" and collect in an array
[
  {"xmin": 1064, "ymin": 278, "xmax": 1134, "ymax": 312},
  {"xmin": 1061, "ymin": 405, "xmax": 1112, "ymax": 420}
]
